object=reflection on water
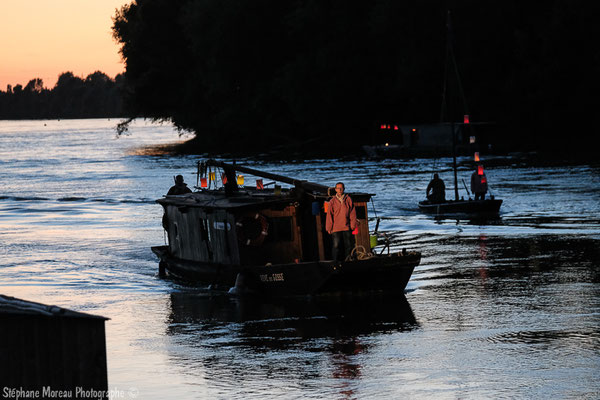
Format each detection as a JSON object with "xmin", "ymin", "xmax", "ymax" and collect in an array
[
  {"xmin": 0, "ymin": 120, "xmax": 599, "ymax": 399},
  {"xmin": 167, "ymin": 292, "xmax": 417, "ymax": 341},
  {"xmin": 165, "ymin": 292, "xmax": 417, "ymax": 399}
]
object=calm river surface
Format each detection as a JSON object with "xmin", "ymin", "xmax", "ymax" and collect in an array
[{"xmin": 1, "ymin": 119, "xmax": 599, "ymax": 399}]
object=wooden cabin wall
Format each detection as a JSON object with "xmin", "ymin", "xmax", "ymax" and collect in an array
[
  {"xmin": 165, "ymin": 205, "xmax": 183, "ymax": 258},
  {"xmin": 164, "ymin": 205, "xmax": 240, "ymax": 265},
  {"xmin": 211, "ymin": 210, "xmax": 239, "ymax": 265}
]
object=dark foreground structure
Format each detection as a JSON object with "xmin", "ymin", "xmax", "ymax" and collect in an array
[
  {"xmin": 0, "ymin": 295, "xmax": 108, "ymax": 398},
  {"xmin": 152, "ymin": 160, "xmax": 421, "ymax": 296}
]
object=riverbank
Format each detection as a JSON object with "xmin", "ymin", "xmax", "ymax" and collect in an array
[{"xmin": 140, "ymin": 134, "xmax": 598, "ymax": 167}]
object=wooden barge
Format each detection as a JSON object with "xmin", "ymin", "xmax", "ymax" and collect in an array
[{"xmin": 152, "ymin": 160, "xmax": 420, "ymax": 296}]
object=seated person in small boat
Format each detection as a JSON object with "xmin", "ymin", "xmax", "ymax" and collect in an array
[
  {"xmin": 426, "ymin": 173, "xmax": 446, "ymax": 203},
  {"xmin": 167, "ymin": 175, "xmax": 192, "ymax": 195},
  {"xmin": 470, "ymin": 167, "xmax": 488, "ymax": 200},
  {"xmin": 326, "ymin": 182, "xmax": 358, "ymax": 261}
]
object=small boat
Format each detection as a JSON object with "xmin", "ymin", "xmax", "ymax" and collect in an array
[
  {"xmin": 152, "ymin": 160, "xmax": 421, "ymax": 296},
  {"xmin": 419, "ymin": 11, "xmax": 502, "ymax": 216},
  {"xmin": 418, "ymin": 198, "xmax": 502, "ymax": 215}
]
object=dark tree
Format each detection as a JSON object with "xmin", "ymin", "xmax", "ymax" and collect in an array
[
  {"xmin": 0, "ymin": 72, "xmax": 125, "ymax": 119},
  {"xmin": 111, "ymin": 0, "xmax": 599, "ymax": 157}
]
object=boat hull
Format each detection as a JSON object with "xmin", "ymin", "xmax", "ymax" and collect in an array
[
  {"xmin": 151, "ymin": 246, "xmax": 420, "ymax": 296},
  {"xmin": 418, "ymin": 198, "xmax": 502, "ymax": 215}
]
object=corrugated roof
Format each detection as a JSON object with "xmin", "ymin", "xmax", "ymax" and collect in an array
[{"xmin": 0, "ymin": 294, "xmax": 108, "ymax": 320}]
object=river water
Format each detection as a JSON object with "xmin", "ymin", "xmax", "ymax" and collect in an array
[{"xmin": 1, "ymin": 119, "xmax": 599, "ymax": 399}]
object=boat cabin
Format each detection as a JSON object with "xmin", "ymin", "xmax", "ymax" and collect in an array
[{"xmin": 158, "ymin": 162, "xmax": 374, "ymax": 267}]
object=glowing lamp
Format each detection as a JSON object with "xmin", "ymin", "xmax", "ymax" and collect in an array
[
  {"xmin": 200, "ymin": 177, "xmax": 208, "ymax": 188},
  {"xmin": 385, "ymin": 142, "xmax": 389, "ymax": 147},
  {"xmin": 477, "ymin": 165, "xmax": 484, "ymax": 175},
  {"xmin": 221, "ymin": 173, "xmax": 227, "ymax": 184},
  {"xmin": 237, "ymin": 175, "xmax": 244, "ymax": 185},
  {"xmin": 464, "ymin": 114, "xmax": 470, "ymax": 124},
  {"xmin": 474, "ymin": 152, "xmax": 480, "ymax": 162},
  {"xmin": 209, "ymin": 172, "xmax": 216, "ymax": 181},
  {"xmin": 394, "ymin": 125, "xmax": 399, "ymax": 130},
  {"xmin": 387, "ymin": 125, "xmax": 391, "ymax": 129},
  {"xmin": 470, "ymin": 136, "xmax": 476, "ymax": 144},
  {"xmin": 412, "ymin": 128, "xmax": 416, "ymax": 132},
  {"xmin": 324, "ymin": 201, "xmax": 329, "ymax": 213},
  {"xmin": 380, "ymin": 124, "xmax": 386, "ymax": 129},
  {"xmin": 256, "ymin": 179, "xmax": 264, "ymax": 190}
]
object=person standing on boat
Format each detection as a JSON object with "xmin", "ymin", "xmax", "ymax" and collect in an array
[
  {"xmin": 326, "ymin": 182, "xmax": 358, "ymax": 261},
  {"xmin": 426, "ymin": 173, "xmax": 446, "ymax": 203},
  {"xmin": 471, "ymin": 167, "xmax": 488, "ymax": 201},
  {"xmin": 167, "ymin": 175, "xmax": 192, "ymax": 195}
]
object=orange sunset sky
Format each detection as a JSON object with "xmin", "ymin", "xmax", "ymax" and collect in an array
[{"xmin": 0, "ymin": 0, "xmax": 131, "ymax": 90}]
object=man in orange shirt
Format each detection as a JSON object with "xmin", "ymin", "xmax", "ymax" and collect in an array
[{"xmin": 326, "ymin": 182, "xmax": 358, "ymax": 261}]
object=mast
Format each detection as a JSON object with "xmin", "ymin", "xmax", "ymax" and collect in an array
[
  {"xmin": 452, "ymin": 122, "xmax": 459, "ymax": 201},
  {"xmin": 443, "ymin": 10, "xmax": 466, "ymax": 201}
]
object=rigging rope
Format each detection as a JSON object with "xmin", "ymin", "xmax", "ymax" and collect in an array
[{"xmin": 347, "ymin": 245, "xmax": 374, "ymax": 261}]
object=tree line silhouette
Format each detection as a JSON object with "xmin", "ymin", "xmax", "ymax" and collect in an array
[{"xmin": 0, "ymin": 71, "xmax": 125, "ymax": 119}]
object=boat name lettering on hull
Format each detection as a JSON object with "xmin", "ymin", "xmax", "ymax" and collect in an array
[{"xmin": 260, "ymin": 273, "xmax": 284, "ymax": 282}]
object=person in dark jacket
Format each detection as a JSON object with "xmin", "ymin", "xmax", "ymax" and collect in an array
[
  {"xmin": 471, "ymin": 167, "xmax": 488, "ymax": 200},
  {"xmin": 167, "ymin": 175, "xmax": 192, "ymax": 195},
  {"xmin": 326, "ymin": 182, "xmax": 358, "ymax": 261},
  {"xmin": 426, "ymin": 173, "xmax": 446, "ymax": 203}
]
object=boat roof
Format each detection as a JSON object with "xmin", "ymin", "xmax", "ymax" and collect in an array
[{"xmin": 157, "ymin": 188, "xmax": 374, "ymax": 210}]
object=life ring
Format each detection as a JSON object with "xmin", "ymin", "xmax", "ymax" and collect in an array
[{"xmin": 236, "ymin": 213, "xmax": 269, "ymax": 246}]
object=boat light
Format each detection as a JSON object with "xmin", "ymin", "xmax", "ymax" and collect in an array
[
  {"xmin": 237, "ymin": 175, "xmax": 244, "ymax": 185},
  {"xmin": 394, "ymin": 125, "xmax": 399, "ymax": 130},
  {"xmin": 385, "ymin": 142, "xmax": 389, "ymax": 147},
  {"xmin": 474, "ymin": 152, "xmax": 480, "ymax": 162},
  {"xmin": 380, "ymin": 124, "xmax": 386, "ymax": 129},
  {"xmin": 464, "ymin": 114, "xmax": 470, "ymax": 124}
]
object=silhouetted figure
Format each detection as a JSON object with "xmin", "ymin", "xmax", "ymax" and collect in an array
[
  {"xmin": 426, "ymin": 173, "xmax": 446, "ymax": 203},
  {"xmin": 167, "ymin": 175, "xmax": 192, "ymax": 195},
  {"xmin": 471, "ymin": 168, "xmax": 488, "ymax": 201},
  {"xmin": 326, "ymin": 182, "xmax": 358, "ymax": 261}
]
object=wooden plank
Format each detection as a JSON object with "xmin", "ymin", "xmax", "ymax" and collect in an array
[{"xmin": 315, "ymin": 213, "xmax": 325, "ymax": 260}]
